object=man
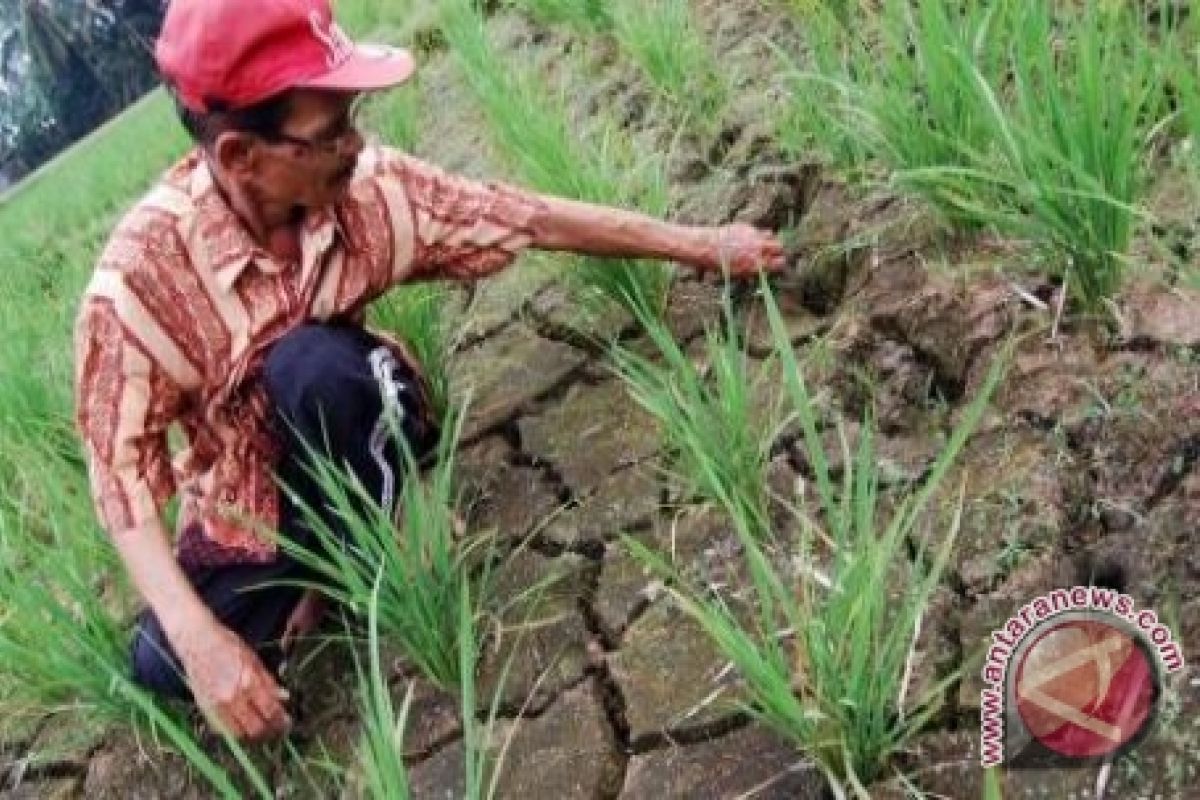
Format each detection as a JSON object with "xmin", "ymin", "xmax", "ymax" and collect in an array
[{"xmin": 74, "ymin": 0, "xmax": 784, "ymax": 743}]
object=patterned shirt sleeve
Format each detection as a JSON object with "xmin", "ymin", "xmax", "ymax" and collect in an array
[
  {"xmin": 74, "ymin": 293, "xmax": 183, "ymax": 535},
  {"xmin": 378, "ymin": 150, "xmax": 547, "ymax": 282}
]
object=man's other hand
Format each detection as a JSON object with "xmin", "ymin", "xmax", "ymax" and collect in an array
[
  {"xmin": 181, "ymin": 620, "xmax": 292, "ymax": 741},
  {"xmin": 701, "ymin": 223, "xmax": 786, "ymax": 277}
]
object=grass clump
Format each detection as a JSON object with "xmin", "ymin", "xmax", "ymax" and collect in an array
[
  {"xmin": 506, "ymin": 0, "xmax": 609, "ymax": 31},
  {"xmin": 279, "ymin": 403, "xmax": 483, "ymax": 691},
  {"xmin": 611, "ymin": 290, "xmax": 779, "ymax": 539},
  {"xmin": 608, "ymin": 0, "xmax": 728, "ymax": 130},
  {"xmin": 786, "ymin": 0, "xmax": 1169, "ymax": 311},
  {"xmin": 439, "ymin": 0, "xmax": 672, "ymax": 323},
  {"xmin": 627, "ymin": 283, "xmax": 1006, "ymax": 790}
]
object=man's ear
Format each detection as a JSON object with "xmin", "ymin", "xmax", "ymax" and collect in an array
[{"xmin": 211, "ymin": 131, "xmax": 259, "ymax": 179}]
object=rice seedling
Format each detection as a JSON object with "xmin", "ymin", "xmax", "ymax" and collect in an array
[
  {"xmin": 349, "ymin": 560, "xmax": 529, "ymax": 799},
  {"xmin": 626, "ymin": 282, "xmax": 1006, "ymax": 790},
  {"xmin": 609, "ymin": 288, "xmax": 780, "ymax": 540},
  {"xmin": 353, "ymin": 569, "xmax": 416, "ymax": 799},
  {"xmin": 0, "ymin": 452, "xmax": 276, "ymax": 798},
  {"xmin": 277, "ymin": 401, "xmax": 485, "ymax": 691},
  {"xmin": 439, "ymin": 0, "xmax": 672, "ymax": 323},
  {"xmin": 775, "ymin": 5, "xmax": 867, "ymax": 170},
  {"xmin": 1166, "ymin": 19, "xmax": 1200, "ymax": 241},
  {"xmin": 505, "ymin": 0, "xmax": 609, "ymax": 31},
  {"xmin": 607, "ymin": 0, "xmax": 729, "ymax": 131},
  {"xmin": 936, "ymin": 1, "xmax": 1166, "ymax": 311},
  {"xmin": 787, "ymin": 1, "xmax": 1167, "ymax": 310},
  {"xmin": 779, "ymin": 0, "xmax": 1013, "ymax": 211}
]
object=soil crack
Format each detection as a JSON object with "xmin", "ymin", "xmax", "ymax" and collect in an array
[{"xmin": 1146, "ymin": 432, "xmax": 1200, "ymax": 509}]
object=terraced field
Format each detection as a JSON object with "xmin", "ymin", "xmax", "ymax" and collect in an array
[{"xmin": 0, "ymin": 1, "xmax": 1197, "ymax": 797}]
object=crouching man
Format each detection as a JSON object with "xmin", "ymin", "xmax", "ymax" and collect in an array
[{"xmin": 74, "ymin": 0, "xmax": 784, "ymax": 741}]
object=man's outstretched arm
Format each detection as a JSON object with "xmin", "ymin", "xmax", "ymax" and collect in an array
[
  {"xmin": 381, "ymin": 152, "xmax": 785, "ymax": 284},
  {"xmin": 527, "ymin": 194, "xmax": 786, "ymax": 276}
]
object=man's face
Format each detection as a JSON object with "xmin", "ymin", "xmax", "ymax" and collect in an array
[{"xmin": 249, "ymin": 89, "xmax": 366, "ymax": 209}]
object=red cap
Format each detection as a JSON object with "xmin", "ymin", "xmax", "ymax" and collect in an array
[{"xmin": 156, "ymin": 0, "xmax": 416, "ymax": 113}]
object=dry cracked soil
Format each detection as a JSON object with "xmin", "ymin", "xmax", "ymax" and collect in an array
[{"xmin": 6, "ymin": 1, "xmax": 1200, "ymax": 798}]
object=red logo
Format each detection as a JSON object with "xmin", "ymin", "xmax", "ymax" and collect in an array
[{"xmin": 1014, "ymin": 619, "xmax": 1157, "ymax": 759}]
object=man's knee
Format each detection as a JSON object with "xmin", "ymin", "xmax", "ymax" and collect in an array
[
  {"xmin": 263, "ymin": 322, "xmax": 428, "ymax": 451},
  {"xmin": 263, "ymin": 323, "xmax": 370, "ymax": 424}
]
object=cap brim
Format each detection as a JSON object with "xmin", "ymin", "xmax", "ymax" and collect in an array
[{"xmin": 298, "ymin": 44, "xmax": 416, "ymax": 93}]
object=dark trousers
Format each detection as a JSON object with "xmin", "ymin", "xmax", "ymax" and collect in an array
[{"xmin": 130, "ymin": 322, "xmax": 435, "ymax": 700}]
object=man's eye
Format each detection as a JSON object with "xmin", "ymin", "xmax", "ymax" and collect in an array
[{"xmin": 328, "ymin": 117, "xmax": 353, "ymax": 140}]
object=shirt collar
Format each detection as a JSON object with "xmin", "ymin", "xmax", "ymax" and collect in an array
[{"xmin": 187, "ymin": 155, "xmax": 348, "ymax": 293}]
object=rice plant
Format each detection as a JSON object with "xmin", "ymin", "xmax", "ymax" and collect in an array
[
  {"xmin": 277, "ymin": 402, "xmax": 484, "ymax": 691},
  {"xmin": 0, "ymin": 454, "xmax": 275, "ymax": 797},
  {"xmin": 350, "ymin": 564, "xmax": 522, "ymax": 800},
  {"xmin": 780, "ymin": 0, "xmax": 1014, "ymax": 212},
  {"xmin": 907, "ymin": 1, "xmax": 1166, "ymax": 310},
  {"xmin": 506, "ymin": 0, "xmax": 609, "ymax": 31},
  {"xmin": 1173, "ymin": 39, "xmax": 1200, "ymax": 289},
  {"xmin": 352, "ymin": 568, "xmax": 416, "ymax": 799},
  {"xmin": 608, "ymin": 0, "xmax": 729, "ymax": 130},
  {"xmin": 775, "ymin": 3, "xmax": 865, "ymax": 168},
  {"xmin": 627, "ymin": 282, "xmax": 1006, "ymax": 789},
  {"xmin": 609, "ymin": 289, "xmax": 781, "ymax": 540},
  {"xmin": 787, "ymin": 0, "xmax": 1167, "ymax": 310},
  {"xmin": 439, "ymin": 0, "xmax": 672, "ymax": 322}
]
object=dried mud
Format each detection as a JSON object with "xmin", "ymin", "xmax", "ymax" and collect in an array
[{"xmin": 14, "ymin": 1, "xmax": 1200, "ymax": 798}]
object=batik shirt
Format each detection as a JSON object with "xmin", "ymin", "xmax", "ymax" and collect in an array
[{"xmin": 74, "ymin": 145, "xmax": 544, "ymax": 566}]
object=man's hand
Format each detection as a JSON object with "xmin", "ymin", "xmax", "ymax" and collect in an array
[
  {"xmin": 699, "ymin": 223, "xmax": 787, "ymax": 277},
  {"xmin": 529, "ymin": 195, "xmax": 787, "ymax": 276},
  {"xmin": 109, "ymin": 519, "xmax": 291, "ymax": 742},
  {"xmin": 179, "ymin": 619, "xmax": 292, "ymax": 741}
]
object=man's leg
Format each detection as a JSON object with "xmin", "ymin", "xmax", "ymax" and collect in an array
[
  {"xmin": 130, "ymin": 322, "xmax": 433, "ymax": 700},
  {"xmin": 263, "ymin": 321, "xmax": 435, "ymax": 545}
]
